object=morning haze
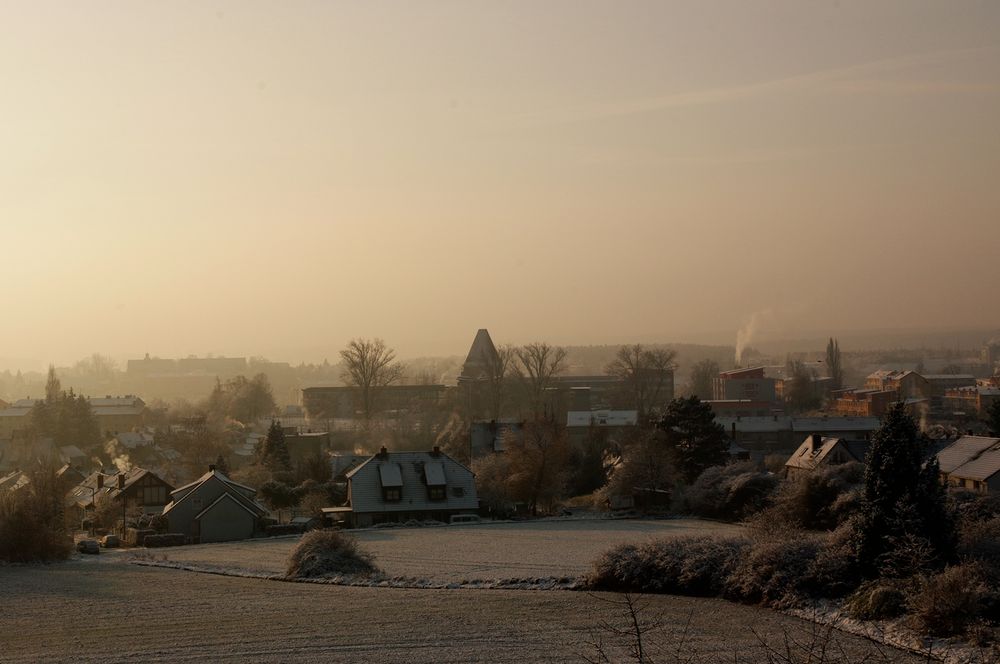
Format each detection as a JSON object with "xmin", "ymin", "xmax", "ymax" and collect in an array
[
  {"xmin": 7, "ymin": 3, "xmax": 1000, "ymax": 663},
  {"xmin": 2, "ymin": 1, "xmax": 998, "ymax": 367}
]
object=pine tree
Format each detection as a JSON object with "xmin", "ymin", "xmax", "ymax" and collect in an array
[
  {"xmin": 261, "ymin": 420, "xmax": 291, "ymax": 471},
  {"xmin": 657, "ymin": 396, "xmax": 728, "ymax": 483},
  {"xmin": 825, "ymin": 338, "xmax": 844, "ymax": 390},
  {"xmin": 853, "ymin": 403, "xmax": 954, "ymax": 576}
]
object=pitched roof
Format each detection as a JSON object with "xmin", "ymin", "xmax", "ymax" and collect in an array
[
  {"xmin": 459, "ymin": 329, "xmax": 499, "ymax": 381},
  {"xmin": 785, "ymin": 436, "xmax": 867, "ymax": 471},
  {"xmin": 163, "ymin": 470, "xmax": 265, "ymax": 516},
  {"xmin": 950, "ymin": 446, "xmax": 1000, "ymax": 482},
  {"xmin": 936, "ymin": 436, "xmax": 1000, "ymax": 475}
]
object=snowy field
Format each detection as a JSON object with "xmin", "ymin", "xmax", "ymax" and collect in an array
[
  {"xmin": 0, "ymin": 562, "xmax": 926, "ymax": 663},
  {"xmin": 150, "ymin": 517, "xmax": 742, "ymax": 581}
]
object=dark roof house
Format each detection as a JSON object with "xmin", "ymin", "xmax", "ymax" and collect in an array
[
  {"xmin": 162, "ymin": 467, "xmax": 268, "ymax": 543},
  {"xmin": 784, "ymin": 434, "xmax": 869, "ymax": 480},
  {"xmin": 323, "ymin": 447, "xmax": 478, "ymax": 528}
]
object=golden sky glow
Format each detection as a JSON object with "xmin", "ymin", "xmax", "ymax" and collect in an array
[{"xmin": 2, "ymin": 1, "xmax": 999, "ymax": 367}]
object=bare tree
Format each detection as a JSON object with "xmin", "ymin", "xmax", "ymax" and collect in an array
[
  {"xmin": 606, "ymin": 344, "xmax": 678, "ymax": 418},
  {"xmin": 506, "ymin": 418, "xmax": 569, "ymax": 516},
  {"xmin": 514, "ymin": 342, "xmax": 568, "ymax": 416},
  {"xmin": 339, "ymin": 338, "xmax": 404, "ymax": 422},
  {"xmin": 485, "ymin": 343, "xmax": 516, "ymax": 420}
]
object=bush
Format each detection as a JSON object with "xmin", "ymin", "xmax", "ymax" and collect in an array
[
  {"xmin": 285, "ymin": 529, "xmax": 378, "ymax": 578},
  {"xmin": 682, "ymin": 462, "xmax": 779, "ymax": 521},
  {"xmin": 845, "ymin": 580, "xmax": 906, "ymax": 620},
  {"xmin": 907, "ymin": 563, "xmax": 990, "ymax": 637},
  {"xmin": 589, "ymin": 536, "xmax": 747, "ymax": 595},
  {"xmin": 589, "ymin": 528, "xmax": 859, "ymax": 608},
  {"xmin": 727, "ymin": 534, "xmax": 822, "ymax": 607},
  {"xmin": 767, "ymin": 463, "xmax": 863, "ymax": 531},
  {"xmin": 144, "ymin": 533, "xmax": 186, "ymax": 547}
]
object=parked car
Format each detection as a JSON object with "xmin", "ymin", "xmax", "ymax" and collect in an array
[
  {"xmin": 76, "ymin": 540, "xmax": 100, "ymax": 555},
  {"xmin": 449, "ymin": 514, "xmax": 482, "ymax": 525}
]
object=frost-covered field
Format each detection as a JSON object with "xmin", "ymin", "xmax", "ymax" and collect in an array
[
  {"xmin": 0, "ymin": 562, "xmax": 926, "ymax": 663},
  {"xmin": 152, "ymin": 518, "xmax": 742, "ymax": 581}
]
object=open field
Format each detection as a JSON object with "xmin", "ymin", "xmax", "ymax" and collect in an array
[
  {"xmin": 0, "ymin": 562, "xmax": 926, "ymax": 663},
  {"xmin": 151, "ymin": 518, "xmax": 743, "ymax": 581}
]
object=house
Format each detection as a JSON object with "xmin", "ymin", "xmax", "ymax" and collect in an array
[
  {"xmin": 0, "ymin": 469, "xmax": 30, "ymax": 493},
  {"xmin": 717, "ymin": 415, "xmax": 880, "ymax": 458},
  {"xmin": 67, "ymin": 467, "xmax": 174, "ymax": 525},
  {"xmin": 322, "ymin": 447, "xmax": 478, "ymax": 528},
  {"xmin": 115, "ymin": 431, "xmax": 155, "ymax": 450},
  {"xmin": 162, "ymin": 466, "xmax": 269, "ymax": 543},
  {"xmin": 784, "ymin": 434, "xmax": 869, "ymax": 480},
  {"xmin": 833, "ymin": 389, "xmax": 897, "ymax": 417},
  {"xmin": 937, "ymin": 436, "xmax": 1000, "ymax": 493}
]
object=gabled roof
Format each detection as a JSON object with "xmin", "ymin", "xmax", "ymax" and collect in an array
[
  {"xmin": 785, "ymin": 436, "xmax": 866, "ymax": 471},
  {"xmin": 937, "ymin": 436, "xmax": 1000, "ymax": 475},
  {"xmin": 195, "ymin": 491, "xmax": 266, "ymax": 520},
  {"xmin": 163, "ymin": 470, "xmax": 264, "ymax": 516},
  {"xmin": 950, "ymin": 446, "xmax": 1000, "ymax": 482}
]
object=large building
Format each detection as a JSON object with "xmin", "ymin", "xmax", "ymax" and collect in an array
[
  {"xmin": 301, "ymin": 384, "xmax": 447, "ymax": 420},
  {"xmin": 713, "ymin": 367, "xmax": 777, "ymax": 402},
  {"xmin": 0, "ymin": 395, "xmax": 147, "ymax": 439}
]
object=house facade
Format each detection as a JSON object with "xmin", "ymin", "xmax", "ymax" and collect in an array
[
  {"xmin": 162, "ymin": 467, "xmax": 268, "ymax": 543},
  {"xmin": 324, "ymin": 448, "xmax": 478, "ymax": 528}
]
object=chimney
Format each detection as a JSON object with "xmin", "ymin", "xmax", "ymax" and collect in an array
[
  {"xmin": 379, "ymin": 446, "xmax": 388, "ymax": 458},
  {"xmin": 431, "ymin": 445, "xmax": 441, "ymax": 456},
  {"xmin": 97, "ymin": 474, "xmax": 104, "ymax": 489},
  {"xmin": 810, "ymin": 434, "xmax": 822, "ymax": 452},
  {"xmin": 209, "ymin": 464, "xmax": 216, "ymax": 472}
]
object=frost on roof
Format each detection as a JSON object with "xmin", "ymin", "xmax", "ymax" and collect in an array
[
  {"xmin": 378, "ymin": 463, "xmax": 403, "ymax": 488},
  {"xmin": 424, "ymin": 462, "xmax": 446, "ymax": 486}
]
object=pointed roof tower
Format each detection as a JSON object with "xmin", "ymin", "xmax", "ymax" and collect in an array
[{"xmin": 460, "ymin": 329, "xmax": 499, "ymax": 382}]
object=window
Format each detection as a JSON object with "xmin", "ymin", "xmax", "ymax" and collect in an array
[
  {"xmin": 383, "ymin": 487, "xmax": 401, "ymax": 502},
  {"xmin": 428, "ymin": 486, "xmax": 446, "ymax": 501},
  {"xmin": 451, "ymin": 487, "xmax": 465, "ymax": 498}
]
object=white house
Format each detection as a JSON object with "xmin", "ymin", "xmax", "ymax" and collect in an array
[{"xmin": 323, "ymin": 447, "xmax": 478, "ymax": 528}]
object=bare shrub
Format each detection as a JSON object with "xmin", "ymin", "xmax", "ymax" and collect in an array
[
  {"xmin": 285, "ymin": 529, "xmax": 379, "ymax": 578},
  {"xmin": 727, "ymin": 535, "xmax": 823, "ymax": 607},
  {"xmin": 907, "ymin": 563, "xmax": 990, "ymax": 637},
  {"xmin": 845, "ymin": 581, "xmax": 906, "ymax": 620},
  {"xmin": 588, "ymin": 536, "xmax": 747, "ymax": 596},
  {"xmin": 766, "ymin": 463, "xmax": 862, "ymax": 531},
  {"xmin": 0, "ymin": 467, "xmax": 72, "ymax": 563},
  {"xmin": 682, "ymin": 462, "xmax": 779, "ymax": 521}
]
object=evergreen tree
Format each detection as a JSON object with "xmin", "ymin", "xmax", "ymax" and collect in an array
[
  {"xmin": 985, "ymin": 399, "xmax": 1000, "ymax": 436},
  {"xmin": 656, "ymin": 396, "xmax": 728, "ymax": 483},
  {"xmin": 853, "ymin": 403, "xmax": 954, "ymax": 576},
  {"xmin": 260, "ymin": 420, "xmax": 291, "ymax": 471},
  {"xmin": 825, "ymin": 338, "xmax": 844, "ymax": 390}
]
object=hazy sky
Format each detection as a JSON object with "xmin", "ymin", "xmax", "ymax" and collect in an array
[{"xmin": 2, "ymin": 1, "xmax": 999, "ymax": 368}]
